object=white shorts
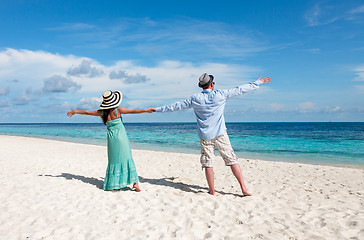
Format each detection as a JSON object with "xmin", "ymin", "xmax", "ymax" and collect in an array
[{"xmin": 199, "ymin": 132, "xmax": 239, "ymax": 168}]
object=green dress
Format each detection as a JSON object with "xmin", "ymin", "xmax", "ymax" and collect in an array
[{"xmin": 103, "ymin": 108, "xmax": 139, "ymax": 191}]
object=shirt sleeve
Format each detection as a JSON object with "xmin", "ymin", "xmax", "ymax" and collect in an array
[
  {"xmin": 222, "ymin": 80, "xmax": 263, "ymax": 99},
  {"xmin": 156, "ymin": 97, "xmax": 193, "ymax": 112}
]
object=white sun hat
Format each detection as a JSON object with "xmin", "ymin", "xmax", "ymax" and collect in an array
[{"xmin": 99, "ymin": 90, "xmax": 123, "ymax": 109}]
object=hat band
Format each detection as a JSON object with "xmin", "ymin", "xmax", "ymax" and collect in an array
[{"xmin": 199, "ymin": 79, "xmax": 213, "ymax": 88}]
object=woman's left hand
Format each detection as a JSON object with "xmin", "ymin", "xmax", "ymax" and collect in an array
[
  {"xmin": 146, "ymin": 108, "xmax": 156, "ymax": 113},
  {"xmin": 67, "ymin": 109, "xmax": 76, "ymax": 117}
]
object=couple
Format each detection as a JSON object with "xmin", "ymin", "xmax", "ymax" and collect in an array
[{"xmin": 67, "ymin": 73, "xmax": 270, "ymax": 196}]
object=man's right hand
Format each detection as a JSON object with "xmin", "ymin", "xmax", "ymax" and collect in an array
[{"xmin": 258, "ymin": 76, "xmax": 270, "ymax": 84}]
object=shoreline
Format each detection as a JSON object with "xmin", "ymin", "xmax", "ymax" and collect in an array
[
  {"xmin": 0, "ymin": 135, "xmax": 363, "ymax": 239},
  {"xmin": 1, "ymin": 133, "xmax": 363, "ymax": 170}
]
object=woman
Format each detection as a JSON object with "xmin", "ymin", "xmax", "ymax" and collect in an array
[{"xmin": 67, "ymin": 90, "xmax": 154, "ymax": 191}]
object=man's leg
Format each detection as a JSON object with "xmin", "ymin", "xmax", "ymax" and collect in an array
[
  {"xmin": 205, "ymin": 167, "xmax": 215, "ymax": 195},
  {"xmin": 215, "ymin": 132, "xmax": 251, "ymax": 196},
  {"xmin": 200, "ymin": 139, "xmax": 215, "ymax": 195},
  {"xmin": 230, "ymin": 163, "xmax": 251, "ymax": 196}
]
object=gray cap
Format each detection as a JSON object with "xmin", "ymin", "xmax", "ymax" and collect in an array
[{"xmin": 198, "ymin": 73, "xmax": 214, "ymax": 88}]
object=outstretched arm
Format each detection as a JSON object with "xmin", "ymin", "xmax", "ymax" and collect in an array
[
  {"xmin": 223, "ymin": 76, "xmax": 270, "ymax": 99},
  {"xmin": 67, "ymin": 109, "xmax": 102, "ymax": 117},
  {"xmin": 155, "ymin": 97, "xmax": 193, "ymax": 113},
  {"xmin": 118, "ymin": 107, "xmax": 155, "ymax": 114}
]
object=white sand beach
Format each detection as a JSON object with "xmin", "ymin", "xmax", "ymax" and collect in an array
[{"xmin": 0, "ymin": 135, "xmax": 363, "ymax": 239}]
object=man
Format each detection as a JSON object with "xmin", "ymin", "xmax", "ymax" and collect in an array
[{"xmin": 155, "ymin": 73, "xmax": 270, "ymax": 196}]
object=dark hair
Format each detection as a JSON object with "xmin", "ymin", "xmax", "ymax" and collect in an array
[{"xmin": 100, "ymin": 109, "xmax": 111, "ymax": 125}]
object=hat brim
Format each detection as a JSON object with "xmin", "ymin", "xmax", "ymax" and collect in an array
[{"xmin": 99, "ymin": 91, "xmax": 123, "ymax": 109}]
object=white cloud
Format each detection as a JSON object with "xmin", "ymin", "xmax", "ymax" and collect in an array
[
  {"xmin": 67, "ymin": 60, "xmax": 104, "ymax": 78},
  {"xmin": 294, "ymin": 103, "xmax": 344, "ymax": 114},
  {"xmin": 305, "ymin": 4, "xmax": 322, "ymax": 26},
  {"xmin": 0, "ymin": 48, "xmax": 262, "ymax": 110},
  {"xmin": 96, "ymin": 60, "xmax": 261, "ymax": 104},
  {"xmin": 353, "ymin": 65, "xmax": 364, "ymax": 81},
  {"xmin": 349, "ymin": 5, "xmax": 364, "ymax": 15},
  {"xmin": 109, "ymin": 70, "xmax": 127, "ymax": 79},
  {"xmin": 109, "ymin": 70, "xmax": 150, "ymax": 84},
  {"xmin": 13, "ymin": 88, "xmax": 34, "ymax": 105},
  {"xmin": 40, "ymin": 102, "xmax": 72, "ymax": 113},
  {"xmin": 322, "ymin": 106, "xmax": 341, "ymax": 113},
  {"xmin": 353, "ymin": 65, "xmax": 364, "ymax": 94},
  {"xmin": 304, "ymin": 4, "xmax": 338, "ymax": 26},
  {"xmin": 43, "ymin": 75, "xmax": 81, "ymax": 93},
  {"xmin": 354, "ymin": 73, "xmax": 364, "ymax": 82},
  {"xmin": 304, "ymin": 3, "xmax": 364, "ymax": 26},
  {"xmin": 76, "ymin": 97, "xmax": 102, "ymax": 109},
  {"xmin": 0, "ymin": 48, "xmax": 81, "ymax": 86}
]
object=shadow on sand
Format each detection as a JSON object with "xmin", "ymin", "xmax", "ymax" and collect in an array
[
  {"xmin": 40, "ymin": 173, "xmax": 243, "ymax": 197},
  {"xmin": 40, "ymin": 173, "xmax": 104, "ymax": 189},
  {"xmin": 139, "ymin": 176, "xmax": 243, "ymax": 197}
]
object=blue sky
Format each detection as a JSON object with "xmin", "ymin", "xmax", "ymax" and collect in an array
[{"xmin": 0, "ymin": 0, "xmax": 363, "ymax": 123}]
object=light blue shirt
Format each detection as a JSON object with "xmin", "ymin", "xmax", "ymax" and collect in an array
[{"xmin": 156, "ymin": 80, "xmax": 263, "ymax": 140}]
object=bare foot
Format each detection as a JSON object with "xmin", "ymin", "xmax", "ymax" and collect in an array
[
  {"xmin": 133, "ymin": 183, "xmax": 141, "ymax": 192},
  {"xmin": 208, "ymin": 190, "xmax": 215, "ymax": 195},
  {"xmin": 243, "ymin": 191, "xmax": 252, "ymax": 197}
]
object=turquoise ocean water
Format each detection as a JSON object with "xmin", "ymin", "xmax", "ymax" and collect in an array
[{"xmin": 0, "ymin": 122, "xmax": 363, "ymax": 167}]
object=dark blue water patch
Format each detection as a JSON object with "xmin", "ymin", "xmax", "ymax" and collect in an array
[{"xmin": 226, "ymin": 122, "xmax": 364, "ymax": 141}]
